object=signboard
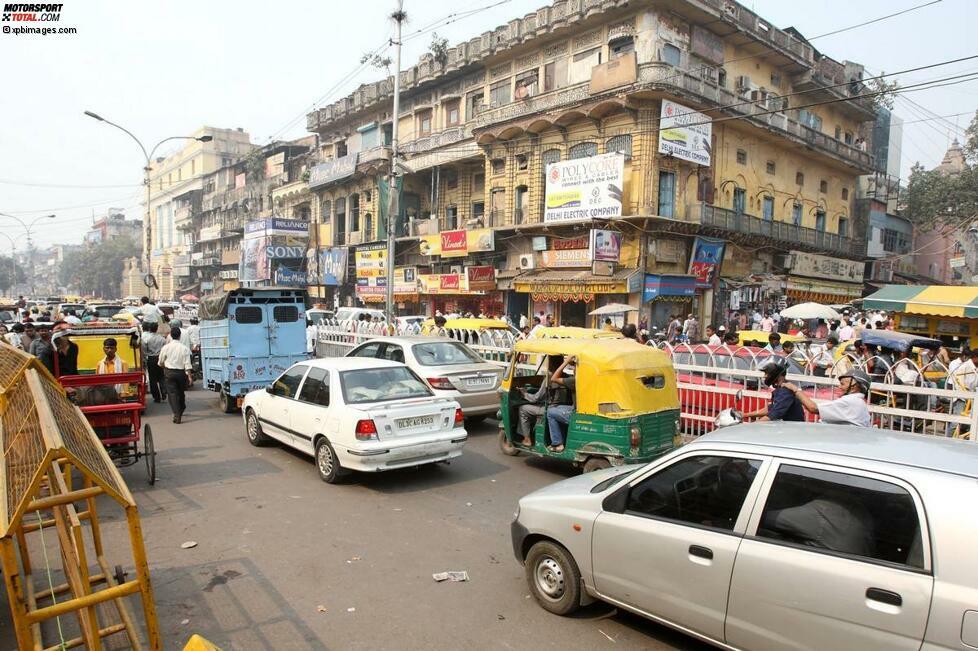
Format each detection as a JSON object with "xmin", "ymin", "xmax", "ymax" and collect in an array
[
  {"xmin": 199, "ymin": 225, "xmax": 223, "ymax": 242},
  {"xmin": 544, "ymin": 152, "xmax": 624, "ymax": 223},
  {"xmin": 418, "ymin": 274, "xmax": 463, "ymax": 294},
  {"xmin": 789, "ymin": 250, "xmax": 864, "ymax": 283},
  {"xmin": 643, "ymin": 274, "xmax": 697, "ymax": 303},
  {"xmin": 355, "ymin": 243, "xmax": 387, "ymax": 296},
  {"xmin": 308, "ymin": 153, "xmax": 358, "ymax": 189},
  {"xmin": 531, "ymin": 236, "xmax": 548, "ymax": 251},
  {"xmin": 265, "ymin": 244, "xmax": 305, "ymax": 259},
  {"xmin": 950, "ymin": 256, "xmax": 967, "ymax": 269},
  {"xmin": 590, "ymin": 229, "xmax": 622, "ymax": 262},
  {"xmin": 690, "ymin": 26, "xmax": 724, "ymax": 65},
  {"xmin": 265, "ymin": 152, "xmax": 285, "ymax": 178},
  {"xmin": 541, "ymin": 247, "xmax": 592, "ymax": 268},
  {"xmin": 219, "ymin": 270, "xmax": 239, "ymax": 280},
  {"xmin": 309, "ymin": 247, "xmax": 347, "ymax": 286},
  {"xmin": 688, "ymin": 237, "xmax": 726, "ymax": 288},
  {"xmin": 465, "ymin": 266, "xmax": 496, "ymax": 291},
  {"xmin": 658, "ymin": 100, "xmax": 712, "ymax": 167},
  {"xmin": 393, "ymin": 266, "xmax": 418, "ymax": 294},
  {"xmin": 239, "ymin": 236, "xmax": 269, "ymax": 282},
  {"xmin": 419, "ymin": 228, "xmax": 495, "ymax": 257},
  {"xmin": 244, "ymin": 218, "xmax": 310, "ymax": 239},
  {"xmin": 274, "ymin": 266, "xmax": 308, "ymax": 286}
]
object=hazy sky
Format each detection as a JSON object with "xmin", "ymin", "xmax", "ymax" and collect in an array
[{"xmin": 0, "ymin": 0, "xmax": 974, "ymax": 250}]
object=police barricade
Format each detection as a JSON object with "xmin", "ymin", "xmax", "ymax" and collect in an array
[{"xmin": 660, "ymin": 342, "xmax": 978, "ymax": 441}]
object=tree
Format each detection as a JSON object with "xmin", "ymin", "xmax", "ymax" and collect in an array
[
  {"xmin": 964, "ymin": 108, "xmax": 978, "ymax": 166},
  {"xmin": 429, "ymin": 33, "xmax": 449, "ymax": 68},
  {"xmin": 866, "ymin": 73, "xmax": 899, "ymax": 111},
  {"xmin": 0, "ymin": 256, "xmax": 26, "ymax": 296},
  {"xmin": 59, "ymin": 236, "xmax": 140, "ymax": 298}
]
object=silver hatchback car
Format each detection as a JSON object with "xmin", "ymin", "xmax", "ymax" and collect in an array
[
  {"xmin": 512, "ymin": 423, "xmax": 978, "ymax": 650},
  {"xmin": 346, "ymin": 336, "xmax": 502, "ymax": 423}
]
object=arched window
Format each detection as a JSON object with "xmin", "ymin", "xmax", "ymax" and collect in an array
[
  {"xmin": 606, "ymin": 134, "xmax": 632, "ymax": 160},
  {"xmin": 569, "ymin": 142, "xmax": 598, "ymax": 159},
  {"xmin": 542, "ymin": 148, "xmax": 561, "ymax": 168},
  {"xmin": 364, "ymin": 213, "xmax": 373, "ymax": 240},
  {"xmin": 350, "ymin": 193, "xmax": 360, "ymax": 232}
]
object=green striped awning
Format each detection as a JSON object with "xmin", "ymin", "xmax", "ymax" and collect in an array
[{"xmin": 864, "ymin": 285, "xmax": 978, "ymax": 318}]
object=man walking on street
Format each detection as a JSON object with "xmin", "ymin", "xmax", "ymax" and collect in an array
[
  {"xmin": 141, "ymin": 322, "xmax": 167, "ymax": 403},
  {"xmin": 158, "ymin": 326, "xmax": 193, "ymax": 424}
]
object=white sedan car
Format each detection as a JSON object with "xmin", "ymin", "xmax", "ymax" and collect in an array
[{"xmin": 241, "ymin": 357, "xmax": 467, "ymax": 483}]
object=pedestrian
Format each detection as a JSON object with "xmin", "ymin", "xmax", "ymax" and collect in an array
[
  {"xmin": 29, "ymin": 324, "xmax": 55, "ymax": 375},
  {"xmin": 706, "ymin": 325, "xmax": 721, "ymax": 346},
  {"xmin": 140, "ymin": 321, "xmax": 167, "ymax": 403},
  {"xmin": 52, "ymin": 332, "xmax": 79, "ymax": 376},
  {"xmin": 158, "ymin": 326, "xmax": 193, "ymax": 424},
  {"xmin": 528, "ymin": 316, "xmax": 542, "ymax": 338},
  {"xmin": 783, "ymin": 369, "xmax": 872, "ymax": 427},
  {"xmin": 838, "ymin": 318, "xmax": 854, "ymax": 342},
  {"xmin": 764, "ymin": 332, "xmax": 782, "ymax": 353},
  {"xmin": 602, "ymin": 318, "xmax": 615, "ymax": 332},
  {"xmin": 743, "ymin": 357, "xmax": 805, "ymax": 422},
  {"xmin": 760, "ymin": 312, "xmax": 774, "ymax": 333},
  {"xmin": 811, "ymin": 338, "xmax": 837, "ymax": 376},
  {"xmin": 5, "ymin": 323, "xmax": 25, "ymax": 350},
  {"xmin": 683, "ymin": 314, "xmax": 699, "ymax": 342},
  {"xmin": 138, "ymin": 296, "xmax": 162, "ymax": 324},
  {"xmin": 21, "ymin": 322, "xmax": 36, "ymax": 350},
  {"xmin": 621, "ymin": 323, "xmax": 638, "ymax": 341},
  {"xmin": 519, "ymin": 312, "xmax": 528, "ymax": 329}
]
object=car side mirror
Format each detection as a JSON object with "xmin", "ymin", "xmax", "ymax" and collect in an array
[{"xmin": 735, "ymin": 389, "xmax": 744, "ymax": 401}]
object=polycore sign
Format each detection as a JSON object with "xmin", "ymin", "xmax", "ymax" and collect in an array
[{"xmin": 544, "ymin": 152, "xmax": 624, "ymax": 223}]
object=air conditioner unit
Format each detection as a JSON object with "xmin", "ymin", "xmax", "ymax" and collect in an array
[
  {"xmin": 736, "ymin": 75, "xmax": 752, "ymax": 90},
  {"xmin": 878, "ymin": 267, "xmax": 893, "ymax": 282},
  {"xmin": 465, "ymin": 217, "xmax": 484, "ymax": 229},
  {"xmin": 518, "ymin": 254, "xmax": 535, "ymax": 270}
]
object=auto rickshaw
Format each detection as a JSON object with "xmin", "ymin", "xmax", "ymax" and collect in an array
[
  {"xmin": 498, "ymin": 338, "xmax": 680, "ymax": 472},
  {"xmin": 526, "ymin": 326, "xmax": 623, "ymax": 340}
]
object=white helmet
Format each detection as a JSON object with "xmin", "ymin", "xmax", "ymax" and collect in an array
[{"xmin": 715, "ymin": 408, "xmax": 743, "ymax": 428}]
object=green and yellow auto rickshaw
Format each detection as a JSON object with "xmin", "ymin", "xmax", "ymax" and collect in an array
[{"xmin": 497, "ymin": 338, "xmax": 680, "ymax": 472}]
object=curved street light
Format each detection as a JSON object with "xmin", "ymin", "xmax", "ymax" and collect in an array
[
  {"xmin": 84, "ymin": 110, "xmax": 213, "ymax": 297},
  {"xmin": 0, "ymin": 212, "xmax": 56, "ymax": 296}
]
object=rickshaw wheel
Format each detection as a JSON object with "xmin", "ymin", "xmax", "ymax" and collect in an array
[
  {"xmin": 498, "ymin": 430, "xmax": 519, "ymax": 456},
  {"xmin": 144, "ymin": 424, "xmax": 156, "ymax": 485},
  {"xmin": 583, "ymin": 457, "xmax": 611, "ymax": 473}
]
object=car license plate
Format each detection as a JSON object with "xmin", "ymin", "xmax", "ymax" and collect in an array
[
  {"xmin": 397, "ymin": 415, "xmax": 434, "ymax": 429},
  {"xmin": 466, "ymin": 377, "xmax": 494, "ymax": 388}
]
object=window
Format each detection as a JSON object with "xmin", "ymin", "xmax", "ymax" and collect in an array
[
  {"xmin": 795, "ymin": 171, "xmax": 804, "ymax": 186},
  {"xmin": 349, "ymin": 342, "xmax": 382, "ymax": 358},
  {"xmin": 417, "ymin": 110, "xmax": 432, "ymax": 136},
  {"xmin": 341, "ymin": 367, "xmax": 431, "ymax": 404},
  {"xmin": 335, "ymin": 197, "xmax": 346, "ymax": 242},
  {"xmin": 541, "ymin": 148, "xmax": 562, "ymax": 169},
  {"xmin": 273, "ymin": 305, "xmax": 299, "ymax": 323},
  {"xmin": 838, "ymin": 217, "xmax": 849, "ymax": 239},
  {"xmin": 770, "ymin": 72, "xmax": 782, "ymax": 87},
  {"xmin": 736, "ymin": 149, "xmax": 747, "ymax": 165},
  {"xmin": 379, "ymin": 344, "xmax": 405, "ymax": 363},
  {"xmin": 515, "ymin": 70, "xmax": 539, "ymax": 100},
  {"xmin": 798, "ymin": 109, "xmax": 822, "ymax": 131},
  {"xmin": 792, "ymin": 203, "xmax": 802, "ymax": 226},
  {"xmin": 569, "ymin": 47, "xmax": 601, "ymax": 84},
  {"xmin": 661, "ymin": 43, "xmax": 681, "ymax": 67},
  {"xmin": 762, "ymin": 196, "xmax": 774, "ymax": 221},
  {"xmin": 320, "ymin": 200, "xmax": 332, "ymax": 225},
  {"xmin": 235, "ymin": 306, "xmax": 263, "ymax": 324},
  {"xmin": 757, "ymin": 465, "xmax": 923, "ymax": 569},
  {"xmin": 336, "ymin": 141, "xmax": 348, "ymax": 158},
  {"xmin": 834, "ymin": 126, "xmax": 842, "ymax": 140},
  {"xmin": 883, "ymin": 228, "xmax": 899, "ymax": 252},
  {"xmin": 444, "ymin": 100, "xmax": 460, "ymax": 126},
  {"xmin": 733, "ymin": 188, "xmax": 746, "ymax": 214},
  {"xmin": 717, "ymin": 68, "xmax": 727, "ymax": 88},
  {"xmin": 490, "ymin": 188, "xmax": 506, "ymax": 224},
  {"xmin": 657, "ymin": 171, "xmax": 676, "ymax": 218},
  {"xmin": 568, "ymin": 142, "xmax": 598, "ymax": 159},
  {"xmin": 489, "ymin": 79, "xmax": 511, "ymax": 106},
  {"xmin": 815, "ymin": 210, "xmax": 826, "ymax": 232},
  {"xmin": 446, "ymin": 205, "xmax": 458, "ymax": 230},
  {"xmin": 610, "ymin": 36, "xmax": 635, "ymax": 58},
  {"xmin": 413, "ymin": 342, "xmax": 482, "ymax": 366},
  {"xmin": 625, "ymin": 455, "xmax": 762, "ymax": 531},
  {"xmin": 606, "ymin": 134, "xmax": 633, "ymax": 160},
  {"xmin": 544, "ymin": 59, "xmax": 568, "ymax": 91},
  {"xmin": 516, "ymin": 153, "xmax": 529, "ymax": 170},
  {"xmin": 350, "ymin": 193, "xmax": 360, "ymax": 232},
  {"xmin": 515, "ymin": 185, "xmax": 529, "ymax": 223},
  {"xmin": 466, "ymin": 91, "xmax": 485, "ymax": 118},
  {"xmin": 473, "ymin": 172, "xmax": 485, "ymax": 192},
  {"xmin": 841, "ymin": 187, "xmax": 849, "ymax": 200},
  {"xmin": 382, "ymin": 123, "xmax": 393, "ymax": 145},
  {"xmin": 297, "ymin": 367, "xmax": 331, "ymax": 406},
  {"xmin": 491, "ymin": 158, "xmax": 505, "ymax": 175},
  {"xmin": 364, "ymin": 213, "xmax": 373, "ymax": 238},
  {"xmin": 271, "ymin": 366, "xmax": 307, "ymax": 399},
  {"xmin": 444, "ymin": 169, "xmax": 458, "ymax": 189},
  {"xmin": 819, "ymin": 179, "xmax": 828, "ymax": 194},
  {"xmin": 844, "ymin": 131, "xmax": 853, "ymax": 145},
  {"xmin": 472, "ymin": 201, "xmax": 485, "ymax": 223},
  {"xmin": 364, "ymin": 190, "xmax": 371, "ymax": 202},
  {"xmin": 765, "ymin": 160, "xmax": 776, "ymax": 174}
]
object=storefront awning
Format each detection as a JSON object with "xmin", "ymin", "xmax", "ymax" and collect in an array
[
  {"xmin": 786, "ymin": 277, "xmax": 863, "ymax": 302},
  {"xmin": 514, "ymin": 269, "xmax": 640, "ymax": 302},
  {"xmin": 863, "ymin": 285, "xmax": 978, "ymax": 318}
]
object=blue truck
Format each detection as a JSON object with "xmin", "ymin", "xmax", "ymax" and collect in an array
[{"xmin": 199, "ymin": 287, "xmax": 310, "ymax": 413}]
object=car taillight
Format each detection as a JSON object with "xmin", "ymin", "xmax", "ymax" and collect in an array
[
  {"xmin": 427, "ymin": 377, "xmax": 455, "ymax": 390},
  {"xmin": 355, "ymin": 419, "xmax": 378, "ymax": 440},
  {"xmin": 630, "ymin": 426, "xmax": 641, "ymax": 448},
  {"xmin": 454, "ymin": 408, "xmax": 464, "ymax": 427}
]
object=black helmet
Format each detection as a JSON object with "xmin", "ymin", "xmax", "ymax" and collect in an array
[
  {"xmin": 840, "ymin": 368, "xmax": 871, "ymax": 395},
  {"xmin": 761, "ymin": 356, "xmax": 789, "ymax": 387}
]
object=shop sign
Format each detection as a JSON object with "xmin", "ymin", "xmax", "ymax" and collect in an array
[
  {"xmin": 274, "ymin": 266, "xmax": 309, "ymax": 286},
  {"xmin": 544, "ymin": 152, "xmax": 624, "ymax": 223},
  {"xmin": 688, "ymin": 237, "xmax": 726, "ymax": 288},
  {"xmin": 355, "ymin": 243, "xmax": 387, "ymax": 296},
  {"xmin": 199, "ymin": 225, "xmax": 223, "ymax": 242},
  {"xmin": 789, "ymin": 250, "xmax": 863, "ymax": 282},
  {"xmin": 244, "ymin": 218, "xmax": 310, "ymax": 239},
  {"xmin": 553, "ymin": 235, "xmax": 590, "ymax": 250},
  {"xmin": 394, "ymin": 266, "xmax": 418, "ymax": 293},
  {"xmin": 308, "ymin": 153, "xmax": 358, "ymax": 189},
  {"xmin": 219, "ymin": 270, "xmax": 239, "ymax": 280},
  {"xmin": 532, "ymin": 236, "xmax": 548, "ymax": 251},
  {"xmin": 418, "ymin": 274, "xmax": 465, "ymax": 294},
  {"xmin": 466, "ymin": 266, "xmax": 496, "ymax": 291},
  {"xmin": 590, "ymin": 229, "xmax": 622, "ymax": 262},
  {"xmin": 950, "ymin": 256, "xmax": 967, "ymax": 269},
  {"xmin": 308, "ymin": 247, "xmax": 347, "ymax": 286},
  {"xmin": 541, "ymin": 247, "xmax": 592, "ymax": 268},
  {"xmin": 419, "ymin": 228, "xmax": 495, "ymax": 257},
  {"xmin": 658, "ymin": 100, "xmax": 712, "ymax": 167},
  {"xmin": 239, "ymin": 236, "xmax": 269, "ymax": 282},
  {"xmin": 265, "ymin": 244, "xmax": 305, "ymax": 259},
  {"xmin": 642, "ymin": 274, "xmax": 697, "ymax": 303}
]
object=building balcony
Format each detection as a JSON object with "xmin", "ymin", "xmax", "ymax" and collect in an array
[
  {"xmin": 685, "ymin": 203, "xmax": 863, "ymax": 257},
  {"xmin": 400, "ymin": 126, "xmax": 471, "ymax": 156}
]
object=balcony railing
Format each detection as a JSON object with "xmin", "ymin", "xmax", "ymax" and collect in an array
[{"xmin": 686, "ymin": 203, "xmax": 863, "ymax": 257}]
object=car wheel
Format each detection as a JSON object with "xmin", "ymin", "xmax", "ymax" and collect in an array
[
  {"xmin": 498, "ymin": 429, "xmax": 519, "ymax": 456},
  {"xmin": 525, "ymin": 541, "xmax": 582, "ymax": 616},
  {"xmin": 583, "ymin": 457, "xmax": 612, "ymax": 473},
  {"xmin": 315, "ymin": 437, "xmax": 348, "ymax": 484},
  {"xmin": 245, "ymin": 410, "xmax": 269, "ymax": 447},
  {"xmin": 464, "ymin": 414, "xmax": 488, "ymax": 426}
]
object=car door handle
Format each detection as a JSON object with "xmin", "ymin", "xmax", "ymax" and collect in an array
[
  {"xmin": 689, "ymin": 545, "xmax": 713, "ymax": 560},
  {"xmin": 866, "ymin": 588, "xmax": 902, "ymax": 607}
]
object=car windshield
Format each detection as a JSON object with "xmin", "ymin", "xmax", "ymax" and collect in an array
[
  {"xmin": 341, "ymin": 367, "xmax": 432, "ymax": 404},
  {"xmin": 590, "ymin": 467, "xmax": 640, "ymax": 493},
  {"xmin": 412, "ymin": 342, "xmax": 483, "ymax": 366},
  {"xmin": 94, "ymin": 306, "xmax": 122, "ymax": 317}
]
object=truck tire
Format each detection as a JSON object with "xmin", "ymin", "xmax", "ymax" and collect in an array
[{"xmin": 219, "ymin": 389, "xmax": 238, "ymax": 414}]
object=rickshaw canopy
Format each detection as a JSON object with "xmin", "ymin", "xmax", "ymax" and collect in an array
[
  {"xmin": 62, "ymin": 325, "xmax": 140, "ymax": 372},
  {"xmin": 509, "ymin": 338, "xmax": 678, "ymax": 418},
  {"xmin": 422, "ymin": 318, "xmax": 512, "ymax": 332},
  {"xmin": 857, "ymin": 329, "xmax": 942, "ymax": 352}
]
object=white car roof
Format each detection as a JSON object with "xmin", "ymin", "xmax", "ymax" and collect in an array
[
  {"xmin": 300, "ymin": 357, "xmax": 405, "ymax": 371},
  {"xmin": 355, "ymin": 335, "xmax": 460, "ymax": 346},
  {"xmin": 698, "ymin": 422, "xmax": 978, "ymax": 480}
]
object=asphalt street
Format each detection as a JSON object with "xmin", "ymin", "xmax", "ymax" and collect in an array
[{"xmin": 1, "ymin": 388, "xmax": 712, "ymax": 650}]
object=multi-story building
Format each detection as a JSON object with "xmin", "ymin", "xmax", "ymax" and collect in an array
[
  {"xmin": 145, "ymin": 127, "xmax": 254, "ymax": 299},
  {"xmin": 913, "ymin": 139, "xmax": 977, "ymax": 284},
  {"xmin": 85, "ymin": 209, "xmax": 142, "ymax": 245},
  {"xmin": 304, "ymin": 0, "xmax": 874, "ymax": 326}
]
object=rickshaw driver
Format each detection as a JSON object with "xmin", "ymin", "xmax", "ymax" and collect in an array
[{"xmin": 546, "ymin": 355, "xmax": 578, "ymax": 453}]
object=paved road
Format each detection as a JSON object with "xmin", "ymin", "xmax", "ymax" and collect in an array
[{"xmin": 4, "ymin": 388, "xmax": 712, "ymax": 650}]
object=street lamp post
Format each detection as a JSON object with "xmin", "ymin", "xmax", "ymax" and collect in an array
[
  {"xmin": 0, "ymin": 212, "xmax": 56, "ymax": 296},
  {"xmin": 0, "ymin": 231, "xmax": 27, "ymax": 297},
  {"xmin": 84, "ymin": 111, "xmax": 212, "ymax": 298}
]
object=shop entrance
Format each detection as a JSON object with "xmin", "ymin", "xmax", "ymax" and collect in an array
[
  {"xmin": 507, "ymin": 292, "xmax": 529, "ymax": 325},
  {"xmin": 560, "ymin": 300, "xmax": 588, "ymax": 327}
]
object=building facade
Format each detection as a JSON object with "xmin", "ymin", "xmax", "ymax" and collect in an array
[
  {"xmin": 85, "ymin": 209, "xmax": 142, "ymax": 245},
  {"xmin": 302, "ymin": 0, "xmax": 873, "ymax": 326}
]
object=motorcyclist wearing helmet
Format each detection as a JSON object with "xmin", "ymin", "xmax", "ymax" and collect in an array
[
  {"xmin": 743, "ymin": 356, "xmax": 805, "ymax": 422},
  {"xmin": 782, "ymin": 368, "xmax": 872, "ymax": 427}
]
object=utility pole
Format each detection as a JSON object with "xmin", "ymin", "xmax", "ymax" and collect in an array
[{"xmin": 385, "ymin": 0, "xmax": 405, "ymax": 324}]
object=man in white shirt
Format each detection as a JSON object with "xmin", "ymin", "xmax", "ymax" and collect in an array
[
  {"xmin": 760, "ymin": 313, "xmax": 774, "ymax": 333},
  {"xmin": 948, "ymin": 347, "xmax": 968, "ymax": 377},
  {"xmin": 837, "ymin": 319, "xmax": 854, "ymax": 342},
  {"xmin": 783, "ymin": 369, "xmax": 871, "ymax": 427},
  {"xmin": 947, "ymin": 348, "xmax": 977, "ymax": 436},
  {"xmin": 706, "ymin": 325, "xmax": 721, "ymax": 346},
  {"xmin": 63, "ymin": 309, "xmax": 82, "ymax": 325},
  {"xmin": 158, "ymin": 326, "xmax": 193, "ymax": 424},
  {"xmin": 811, "ymin": 338, "xmax": 837, "ymax": 376},
  {"xmin": 306, "ymin": 319, "xmax": 317, "ymax": 354},
  {"xmin": 519, "ymin": 313, "xmax": 528, "ymax": 329},
  {"xmin": 139, "ymin": 296, "xmax": 162, "ymax": 324}
]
